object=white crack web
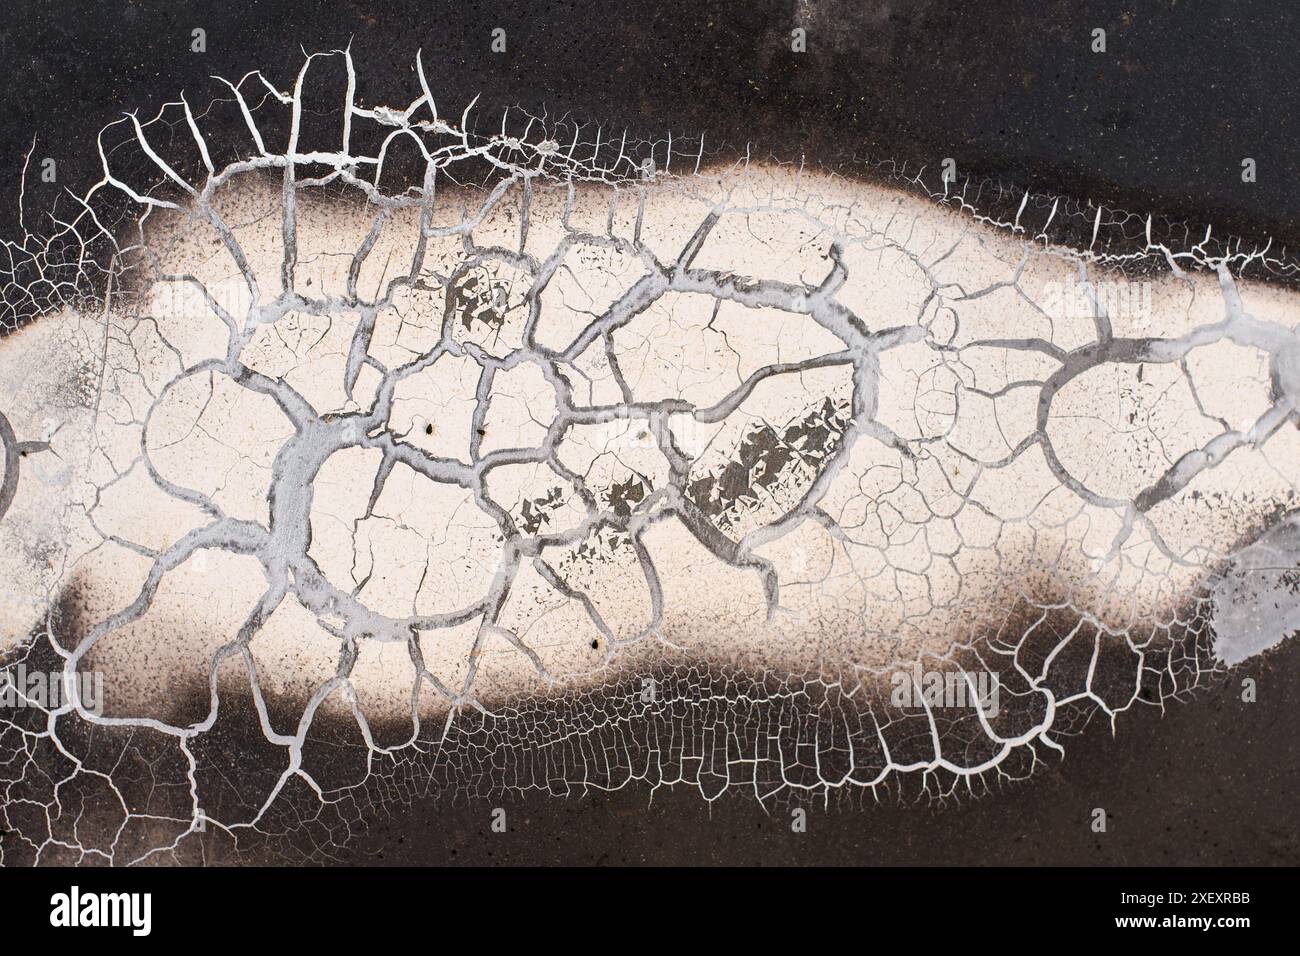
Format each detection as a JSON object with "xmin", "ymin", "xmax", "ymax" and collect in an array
[{"xmin": 0, "ymin": 48, "xmax": 1298, "ymax": 864}]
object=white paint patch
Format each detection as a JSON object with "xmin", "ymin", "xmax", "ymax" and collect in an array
[{"xmin": 1213, "ymin": 515, "xmax": 1300, "ymax": 665}]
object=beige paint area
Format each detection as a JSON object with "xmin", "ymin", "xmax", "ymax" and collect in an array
[{"xmin": 0, "ymin": 163, "xmax": 1296, "ymax": 735}]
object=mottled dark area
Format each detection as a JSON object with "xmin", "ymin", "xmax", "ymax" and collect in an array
[
  {"xmin": 10, "ymin": 570, "xmax": 1290, "ymax": 866},
  {"xmin": 519, "ymin": 486, "xmax": 564, "ymax": 534},
  {"xmin": 353, "ymin": 640, "xmax": 1300, "ymax": 866},
  {"xmin": 688, "ymin": 397, "xmax": 850, "ymax": 531},
  {"xmin": 1, "ymin": 0, "xmax": 1297, "ymax": 256}
]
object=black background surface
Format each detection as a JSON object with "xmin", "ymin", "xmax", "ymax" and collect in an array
[
  {"xmin": 0, "ymin": 0, "xmax": 1296, "ymax": 247},
  {"xmin": 0, "ymin": 0, "xmax": 1297, "ymax": 866}
]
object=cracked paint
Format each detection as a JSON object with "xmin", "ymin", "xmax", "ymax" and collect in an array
[{"xmin": 0, "ymin": 48, "xmax": 1298, "ymax": 864}]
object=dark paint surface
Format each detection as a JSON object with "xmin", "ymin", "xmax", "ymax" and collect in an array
[
  {"xmin": 1, "ymin": 0, "xmax": 1297, "ymax": 246},
  {"xmin": 317, "ymin": 632, "xmax": 1298, "ymax": 866}
]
